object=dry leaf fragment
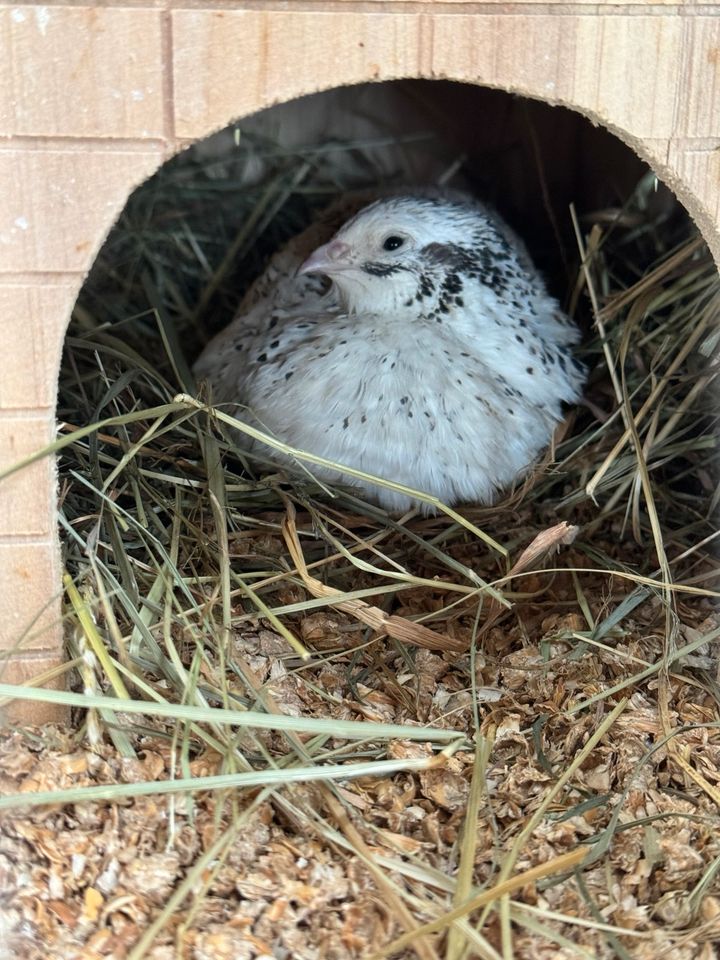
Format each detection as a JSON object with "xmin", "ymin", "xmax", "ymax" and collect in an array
[
  {"xmin": 511, "ymin": 521, "xmax": 579, "ymax": 571},
  {"xmin": 282, "ymin": 500, "xmax": 466, "ymax": 652},
  {"xmin": 480, "ymin": 521, "xmax": 580, "ymax": 636},
  {"xmin": 419, "ymin": 767, "xmax": 469, "ymax": 811}
]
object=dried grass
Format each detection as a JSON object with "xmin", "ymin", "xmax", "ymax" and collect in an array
[{"xmin": 1, "ymin": 127, "xmax": 719, "ymax": 959}]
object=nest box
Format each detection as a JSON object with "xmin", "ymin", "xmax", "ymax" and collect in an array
[{"xmin": 1, "ymin": 1, "xmax": 718, "ymax": 720}]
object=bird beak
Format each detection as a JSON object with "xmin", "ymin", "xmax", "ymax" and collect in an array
[{"xmin": 297, "ymin": 240, "xmax": 352, "ymax": 277}]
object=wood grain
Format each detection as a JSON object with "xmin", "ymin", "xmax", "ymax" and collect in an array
[{"xmin": 0, "ymin": 0, "xmax": 718, "ymax": 718}]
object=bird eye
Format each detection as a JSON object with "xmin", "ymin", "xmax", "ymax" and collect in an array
[{"xmin": 382, "ymin": 235, "xmax": 405, "ymax": 252}]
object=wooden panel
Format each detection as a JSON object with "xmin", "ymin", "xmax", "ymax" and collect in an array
[
  {"xmin": 177, "ymin": 0, "xmax": 709, "ymax": 5},
  {"xmin": 172, "ymin": 9, "xmax": 422, "ymax": 138},
  {"xmin": 430, "ymin": 14, "xmax": 683, "ymax": 140},
  {"xmin": 678, "ymin": 17, "xmax": 720, "ymax": 138},
  {"xmin": 332, "ymin": 0, "xmax": 684, "ymax": 4},
  {"xmin": 0, "ymin": 0, "xmax": 717, "ymax": 726},
  {"xmin": 0, "ymin": 283, "xmax": 78, "ymax": 409},
  {"xmin": 0, "ymin": 6, "xmax": 165, "ymax": 139},
  {"xmin": 0, "ymin": 416, "xmax": 55, "ymax": 538},
  {"xmin": 668, "ymin": 141, "xmax": 720, "ymax": 231},
  {"xmin": 0, "ymin": 654, "xmax": 66, "ymax": 725},
  {"xmin": 0, "ymin": 147, "xmax": 164, "ymax": 273},
  {"xmin": 0, "ymin": 541, "xmax": 61, "ymax": 654},
  {"xmin": 172, "ymin": 10, "xmax": 684, "ymax": 142}
]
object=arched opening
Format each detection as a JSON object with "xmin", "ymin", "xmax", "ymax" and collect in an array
[
  {"xmin": 76, "ymin": 80, "xmax": 692, "ymax": 352},
  {"xmin": 66, "ymin": 80, "xmax": 710, "ymax": 540},
  {"xmin": 23, "ymin": 80, "xmax": 720, "ymax": 953}
]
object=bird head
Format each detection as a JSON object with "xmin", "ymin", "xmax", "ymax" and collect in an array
[{"xmin": 297, "ymin": 195, "xmax": 501, "ymax": 317}]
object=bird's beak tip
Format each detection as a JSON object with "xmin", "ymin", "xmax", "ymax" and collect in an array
[
  {"xmin": 296, "ymin": 257, "xmax": 321, "ymax": 278},
  {"xmin": 297, "ymin": 240, "xmax": 351, "ymax": 278}
]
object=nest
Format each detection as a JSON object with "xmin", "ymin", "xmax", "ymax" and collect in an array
[{"xmin": 2, "ymin": 121, "xmax": 719, "ymax": 959}]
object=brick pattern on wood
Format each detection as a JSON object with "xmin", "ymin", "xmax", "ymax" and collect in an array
[
  {"xmin": 0, "ymin": 417, "xmax": 55, "ymax": 538},
  {"xmin": 0, "ymin": 653, "xmax": 67, "ymax": 725},
  {"xmin": 679, "ymin": 18, "xmax": 720, "ymax": 139},
  {"xmin": 0, "ymin": 148, "xmax": 166, "ymax": 274},
  {"xmin": 0, "ymin": 7, "xmax": 165, "ymax": 139},
  {"xmin": 670, "ymin": 143, "xmax": 720, "ymax": 227},
  {"xmin": 0, "ymin": 541, "xmax": 62, "ymax": 654},
  {"xmin": 0, "ymin": 284, "xmax": 77, "ymax": 408},
  {"xmin": 0, "ymin": 0, "xmax": 718, "ymax": 719},
  {"xmin": 171, "ymin": 10, "xmax": 424, "ymax": 137},
  {"xmin": 171, "ymin": 11, "xmax": 688, "ymax": 141}
]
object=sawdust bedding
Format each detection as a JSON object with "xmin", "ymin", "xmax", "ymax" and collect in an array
[
  {"xmin": 2, "ymin": 127, "xmax": 719, "ymax": 959},
  {"xmin": 3, "ymin": 557, "xmax": 720, "ymax": 959}
]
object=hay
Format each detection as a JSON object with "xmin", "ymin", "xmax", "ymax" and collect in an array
[{"xmin": 1, "ymin": 125, "xmax": 720, "ymax": 959}]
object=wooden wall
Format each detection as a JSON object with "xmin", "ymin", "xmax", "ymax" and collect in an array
[{"xmin": 1, "ymin": 0, "xmax": 718, "ymax": 720}]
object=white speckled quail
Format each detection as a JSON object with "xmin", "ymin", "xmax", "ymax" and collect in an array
[{"xmin": 193, "ymin": 193, "xmax": 585, "ymax": 512}]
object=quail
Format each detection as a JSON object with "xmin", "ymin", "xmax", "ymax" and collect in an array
[{"xmin": 194, "ymin": 193, "xmax": 585, "ymax": 513}]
